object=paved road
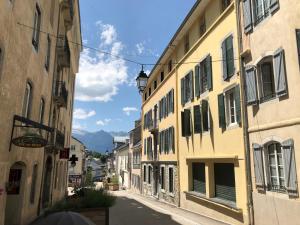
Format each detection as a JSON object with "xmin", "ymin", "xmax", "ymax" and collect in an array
[{"xmin": 109, "ymin": 191, "xmax": 228, "ymax": 225}]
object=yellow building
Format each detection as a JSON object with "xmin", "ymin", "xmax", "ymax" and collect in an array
[{"xmin": 141, "ymin": 0, "xmax": 250, "ymax": 223}]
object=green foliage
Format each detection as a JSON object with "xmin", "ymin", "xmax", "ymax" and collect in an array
[
  {"xmin": 47, "ymin": 189, "xmax": 116, "ymax": 215},
  {"xmin": 84, "ymin": 167, "xmax": 95, "ymax": 187},
  {"xmin": 110, "ymin": 175, "xmax": 119, "ymax": 184}
]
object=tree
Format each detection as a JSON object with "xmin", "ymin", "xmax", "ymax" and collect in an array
[{"xmin": 85, "ymin": 166, "xmax": 94, "ymax": 187}]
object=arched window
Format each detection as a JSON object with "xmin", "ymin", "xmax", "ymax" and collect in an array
[
  {"xmin": 22, "ymin": 82, "xmax": 32, "ymax": 118},
  {"xmin": 267, "ymin": 142, "xmax": 285, "ymax": 190},
  {"xmin": 39, "ymin": 98, "xmax": 45, "ymax": 124}
]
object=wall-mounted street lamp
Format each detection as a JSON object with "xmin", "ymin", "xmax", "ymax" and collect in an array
[{"xmin": 136, "ymin": 65, "xmax": 148, "ymax": 94}]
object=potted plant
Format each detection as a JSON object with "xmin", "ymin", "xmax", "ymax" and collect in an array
[{"xmin": 107, "ymin": 175, "xmax": 119, "ymax": 191}]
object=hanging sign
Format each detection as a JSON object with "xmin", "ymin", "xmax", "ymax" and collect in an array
[{"xmin": 60, "ymin": 148, "xmax": 70, "ymax": 159}]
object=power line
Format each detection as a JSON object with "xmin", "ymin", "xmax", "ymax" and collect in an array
[{"xmin": 17, "ymin": 22, "xmax": 239, "ymax": 69}]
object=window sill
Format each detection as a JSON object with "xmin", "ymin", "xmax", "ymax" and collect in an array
[
  {"xmin": 185, "ymin": 191, "xmax": 241, "ymax": 213},
  {"xmin": 226, "ymin": 123, "xmax": 239, "ymax": 130}
]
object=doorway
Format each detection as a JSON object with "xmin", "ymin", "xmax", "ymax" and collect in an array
[
  {"xmin": 5, "ymin": 162, "xmax": 26, "ymax": 225},
  {"xmin": 42, "ymin": 156, "xmax": 53, "ymax": 208}
]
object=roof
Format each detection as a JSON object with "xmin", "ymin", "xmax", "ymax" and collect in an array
[{"xmin": 71, "ymin": 136, "xmax": 85, "ymax": 147}]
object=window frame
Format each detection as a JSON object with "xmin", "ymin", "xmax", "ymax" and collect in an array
[
  {"xmin": 32, "ymin": 4, "xmax": 41, "ymax": 51},
  {"xmin": 45, "ymin": 35, "xmax": 51, "ymax": 71},
  {"xmin": 184, "ymin": 34, "xmax": 190, "ymax": 54},
  {"xmin": 39, "ymin": 98, "xmax": 45, "ymax": 124},
  {"xmin": 160, "ymin": 166, "xmax": 165, "ymax": 191},
  {"xmin": 168, "ymin": 166, "xmax": 174, "ymax": 194},
  {"xmin": 22, "ymin": 82, "xmax": 32, "ymax": 119},
  {"xmin": 148, "ymin": 165, "xmax": 152, "ymax": 185},
  {"xmin": 258, "ymin": 57, "xmax": 276, "ymax": 102},
  {"xmin": 199, "ymin": 15, "xmax": 206, "ymax": 38},
  {"xmin": 225, "ymin": 88, "xmax": 237, "ymax": 126}
]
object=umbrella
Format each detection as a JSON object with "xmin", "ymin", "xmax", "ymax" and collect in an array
[{"xmin": 31, "ymin": 211, "xmax": 96, "ymax": 225}]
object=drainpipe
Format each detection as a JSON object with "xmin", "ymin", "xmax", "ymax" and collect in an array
[{"xmin": 234, "ymin": 1, "xmax": 254, "ymax": 224}]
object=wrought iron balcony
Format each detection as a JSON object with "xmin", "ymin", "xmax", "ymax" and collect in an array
[
  {"xmin": 45, "ymin": 129, "xmax": 65, "ymax": 153},
  {"xmin": 60, "ymin": 0, "xmax": 74, "ymax": 30},
  {"xmin": 57, "ymin": 35, "xmax": 71, "ymax": 68},
  {"xmin": 149, "ymin": 118, "xmax": 159, "ymax": 134},
  {"xmin": 54, "ymin": 81, "xmax": 68, "ymax": 108}
]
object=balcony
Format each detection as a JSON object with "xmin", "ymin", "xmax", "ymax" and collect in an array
[
  {"xmin": 46, "ymin": 129, "xmax": 65, "ymax": 153},
  {"xmin": 57, "ymin": 35, "xmax": 71, "ymax": 68},
  {"xmin": 60, "ymin": 0, "xmax": 74, "ymax": 30},
  {"xmin": 54, "ymin": 81, "xmax": 68, "ymax": 108},
  {"xmin": 149, "ymin": 118, "xmax": 158, "ymax": 134}
]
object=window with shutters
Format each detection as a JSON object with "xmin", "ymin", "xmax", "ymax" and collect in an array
[
  {"xmin": 225, "ymin": 89, "xmax": 237, "ymax": 125},
  {"xmin": 202, "ymin": 100, "xmax": 210, "ymax": 132},
  {"xmin": 161, "ymin": 166, "xmax": 165, "ymax": 190},
  {"xmin": 159, "ymin": 126, "xmax": 174, "ymax": 154},
  {"xmin": 45, "ymin": 35, "xmax": 51, "ymax": 71},
  {"xmin": 22, "ymin": 82, "xmax": 33, "ymax": 119},
  {"xmin": 214, "ymin": 163, "xmax": 236, "ymax": 202},
  {"xmin": 296, "ymin": 30, "xmax": 300, "ymax": 67},
  {"xmin": 192, "ymin": 163, "xmax": 206, "ymax": 194},
  {"xmin": 159, "ymin": 89, "xmax": 174, "ymax": 121},
  {"xmin": 169, "ymin": 167, "xmax": 174, "ymax": 193},
  {"xmin": 258, "ymin": 59, "xmax": 276, "ymax": 102},
  {"xmin": 32, "ymin": 4, "xmax": 41, "ymax": 50},
  {"xmin": 222, "ymin": 35, "xmax": 234, "ymax": 80},
  {"xmin": 254, "ymin": 0, "xmax": 270, "ymax": 24},
  {"xmin": 221, "ymin": 0, "xmax": 232, "ymax": 12},
  {"xmin": 199, "ymin": 16, "xmax": 206, "ymax": 38},
  {"xmin": 181, "ymin": 109, "xmax": 191, "ymax": 137},
  {"xmin": 267, "ymin": 143, "xmax": 285, "ymax": 192},
  {"xmin": 184, "ymin": 34, "xmax": 190, "ymax": 54},
  {"xmin": 195, "ymin": 55, "xmax": 212, "ymax": 97},
  {"xmin": 181, "ymin": 72, "xmax": 193, "ymax": 105}
]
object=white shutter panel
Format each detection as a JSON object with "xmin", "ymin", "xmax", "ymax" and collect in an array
[
  {"xmin": 243, "ymin": 0, "xmax": 253, "ymax": 34},
  {"xmin": 273, "ymin": 49, "xmax": 287, "ymax": 97},
  {"xmin": 253, "ymin": 143, "xmax": 266, "ymax": 190},
  {"xmin": 282, "ymin": 139, "xmax": 298, "ymax": 198},
  {"xmin": 245, "ymin": 67, "xmax": 258, "ymax": 104}
]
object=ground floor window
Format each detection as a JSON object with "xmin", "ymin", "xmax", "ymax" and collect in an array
[
  {"xmin": 161, "ymin": 167, "xmax": 165, "ymax": 190},
  {"xmin": 169, "ymin": 167, "xmax": 174, "ymax": 193},
  {"xmin": 143, "ymin": 165, "xmax": 146, "ymax": 182},
  {"xmin": 192, "ymin": 163, "xmax": 206, "ymax": 194},
  {"xmin": 148, "ymin": 166, "xmax": 152, "ymax": 184},
  {"xmin": 214, "ymin": 163, "xmax": 236, "ymax": 202}
]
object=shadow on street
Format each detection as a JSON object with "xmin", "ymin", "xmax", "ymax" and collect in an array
[{"xmin": 110, "ymin": 196, "xmax": 182, "ymax": 225}]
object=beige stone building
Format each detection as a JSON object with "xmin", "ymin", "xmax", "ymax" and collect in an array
[
  {"xmin": 129, "ymin": 120, "xmax": 142, "ymax": 193},
  {"xmin": 68, "ymin": 137, "xmax": 86, "ymax": 187},
  {"xmin": 239, "ymin": 0, "xmax": 300, "ymax": 224},
  {"xmin": 115, "ymin": 141, "xmax": 130, "ymax": 189},
  {"xmin": 0, "ymin": 0, "xmax": 81, "ymax": 225}
]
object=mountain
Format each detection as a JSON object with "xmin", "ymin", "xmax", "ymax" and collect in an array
[
  {"xmin": 72, "ymin": 129, "xmax": 128, "ymax": 153},
  {"xmin": 109, "ymin": 131, "xmax": 128, "ymax": 137}
]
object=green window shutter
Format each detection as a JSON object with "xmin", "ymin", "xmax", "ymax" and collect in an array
[
  {"xmin": 270, "ymin": 0, "xmax": 279, "ymax": 14},
  {"xmin": 159, "ymin": 100, "xmax": 162, "ymax": 120},
  {"xmin": 206, "ymin": 55, "xmax": 213, "ymax": 91},
  {"xmin": 226, "ymin": 35, "xmax": 234, "ymax": 78},
  {"xmin": 181, "ymin": 78, "xmax": 185, "ymax": 105},
  {"xmin": 168, "ymin": 127, "xmax": 172, "ymax": 153},
  {"xmin": 243, "ymin": 0, "xmax": 253, "ymax": 34},
  {"xmin": 190, "ymin": 71, "xmax": 194, "ymax": 101},
  {"xmin": 245, "ymin": 67, "xmax": 258, "ymax": 104},
  {"xmin": 194, "ymin": 105, "xmax": 202, "ymax": 134},
  {"xmin": 144, "ymin": 139, "xmax": 147, "ymax": 155},
  {"xmin": 171, "ymin": 89, "xmax": 174, "ymax": 113},
  {"xmin": 184, "ymin": 109, "xmax": 191, "ymax": 136},
  {"xmin": 282, "ymin": 139, "xmax": 298, "ymax": 198},
  {"xmin": 273, "ymin": 49, "xmax": 287, "ymax": 97},
  {"xmin": 195, "ymin": 65, "xmax": 200, "ymax": 97},
  {"xmin": 218, "ymin": 94, "xmax": 226, "ymax": 129},
  {"xmin": 164, "ymin": 129, "xmax": 168, "ymax": 154},
  {"xmin": 165, "ymin": 95, "xmax": 169, "ymax": 117},
  {"xmin": 202, "ymin": 100, "xmax": 209, "ymax": 131},
  {"xmin": 253, "ymin": 144, "xmax": 265, "ymax": 190},
  {"xmin": 235, "ymin": 85, "xmax": 241, "ymax": 124},
  {"xmin": 171, "ymin": 127, "xmax": 175, "ymax": 153},
  {"xmin": 222, "ymin": 40, "xmax": 228, "ymax": 80},
  {"xmin": 159, "ymin": 132, "xmax": 161, "ymax": 154},
  {"xmin": 181, "ymin": 111, "xmax": 185, "ymax": 137}
]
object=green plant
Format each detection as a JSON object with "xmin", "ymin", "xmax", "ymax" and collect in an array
[
  {"xmin": 110, "ymin": 175, "xmax": 118, "ymax": 185},
  {"xmin": 46, "ymin": 189, "xmax": 116, "ymax": 215}
]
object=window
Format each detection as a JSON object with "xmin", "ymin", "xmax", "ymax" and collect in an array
[
  {"xmin": 192, "ymin": 163, "xmax": 206, "ymax": 194},
  {"xmin": 144, "ymin": 110, "xmax": 152, "ymax": 130},
  {"xmin": 168, "ymin": 60, "xmax": 172, "ymax": 72},
  {"xmin": 218, "ymin": 85, "xmax": 241, "ymax": 128},
  {"xmin": 22, "ymin": 82, "xmax": 32, "ymax": 118},
  {"xmin": 181, "ymin": 109, "xmax": 191, "ymax": 137},
  {"xmin": 7, "ymin": 169, "xmax": 22, "ymax": 195},
  {"xmin": 221, "ymin": 0, "xmax": 232, "ymax": 11},
  {"xmin": 160, "ymin": 71, "xmax": 164, "ymax": 82},
  {"xmin": 194, "ymin": 100, "xmax": 210, "ymax": 134},
  {"xmin": 148, "ymin": 166, "xmax": 152, "ymax": 184},
  {"xmin": 71, "ymin": 145, "xmax": 75, "ymax": 151},
  {"xmin": 259, "ymin": 61, "xmax": 275, "ymax": 101},
  {"xmin": 159, "ymin": 89, "xmax": 174, "ymax": 120},
  {"xmin": 159, "ymin": 127, "xmax": 174, "ymax": 154},
  {"xmin": 144, "ymin": 93, "xmax": 147, "ymax": 101},
  {"xmin": 30, "ymin": 164, "xmax": 38, "ymax": 204},
  {"xmin": 184, "ymin": 34, "xmax": 190, "ymax": 54},
  {"xmin": 45, "ymin": 35, "xmax": 51, "ymax": 71},
  {"xmin": 181, "ymin": 71, "xmax": 193, "ymax": 105},
  {"xmin": 214, "ymin": 163, "xmax": 236, "ymax": 202},
  {"xmin": 143, "ymin": 165, "xmax": 147, "ymax": 182},
  {"xmin": 161, "ymin": 167, "xmax": 165, "ymax": 190},
  {"xmin": 296, "ymin": 30, "xmax": 300, "ymax": 67},
  {"xmin": 254, "ymin": 0, "xmax": 270, "ymax": 23},
  {"xmin": 202, "ymin": 100, "xmax": 210, "ymax": 132},
  {"xmin": 195, "ymin": 55, "xmax": 212, "ymax": 97},
  {"xmin": 199, "ymin": 16, "xmax": 206, "ymax": 37},
  {"xmin": 222, "ymin": 35, "xmax": 234, "ymax": 80},
  {"xmin": 39, "ymin": 98, "xmax": 45, "ymax": 124},
  {"xmin": 149, "ymin": 87, "xmax": 151, "ymax": 96},
  {"xmin": 32, "ymin": 4, "xmax": 41, "ymax": 50},
  {"xmin": 154, "ymin": 80, "xmax": 157, "ymax": 90},
  {"xmin": 268, "ymin": 143, "xmax": 285, "ymax": 190},
  {"xmin": 169, "ymin": 167, "xmax": 174, "ymax": 193}
]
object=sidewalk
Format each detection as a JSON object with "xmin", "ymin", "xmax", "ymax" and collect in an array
[{"xmin": 110, "ymin": 190, "xmax": 229, "ymax": 225}]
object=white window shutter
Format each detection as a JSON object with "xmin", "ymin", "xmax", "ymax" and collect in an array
[
  {"xmin": 253, "ymin": 143, "xmax": 266, "ymax": 190},
  {"xmin": 243, "ymin": 0, "xmax": 253, "ymax": 34},
  {"xmin": 273, "ymin": 48, "xmax": 287, "ymax": 97},
  {"xmin": 282, "ymin": 139, "xmax": 298, "ymax": 198}
]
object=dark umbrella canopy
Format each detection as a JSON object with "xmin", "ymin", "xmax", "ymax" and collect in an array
[{"xmin": 31, "ymin": 211, "xmax": 96, "ymax": 225}]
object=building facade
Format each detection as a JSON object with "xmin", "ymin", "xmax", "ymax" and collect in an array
[
  {"xmin": 0, "ymin": 1, "xmax": 81, "ymax": 225},
  {"xmin": 239, "ymin": 0, "xmax": 300, "ymax": 224},
  {"xmin": 68, "ymin": 137, "xmax": 86, "ymax": 187},
  {"xmin": 115, "ymin": 141, "xmax": 130, "ymax": 189},
  {"xmin": 129, "ymin": 120, "xmax": 142, "ymax": 193}
]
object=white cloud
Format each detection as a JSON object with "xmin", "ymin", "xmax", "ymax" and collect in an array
[
  {"xmin": 75, "ymin": 22, "xmax": 128, "ymax": 102},
  {"xmin": 96, "ymin": 118, "xmax": 112, "ymax": 126},
  {"xmin": 136, "ymin": 42, "xmax": 145, "ymax": 55},
  {"xmin": 72, "ymin": 122, "xmax": 86, "ymax": 131},
  {"xmin": 123, "ymin": 107, "xmax": 138, "ymax": 116},
  {"xmin": 73, "ymin": 108, "xmax": 96, "ymax": 120}
]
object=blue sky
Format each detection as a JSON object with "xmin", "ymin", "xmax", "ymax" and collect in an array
[{"xmin": 73, "ymin": 0, "xmax": 196, "ymax": 133}]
